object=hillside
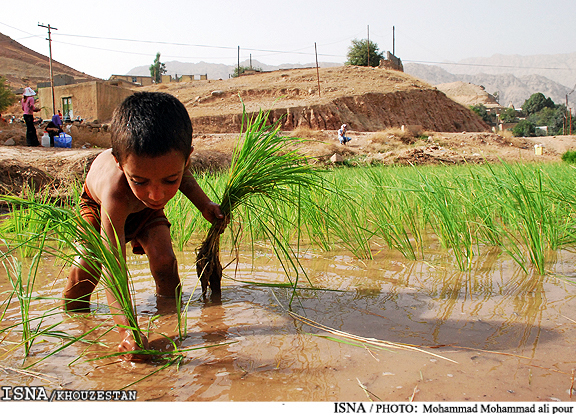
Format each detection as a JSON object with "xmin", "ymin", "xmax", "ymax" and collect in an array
[
  {"xmin": 0, "ymin": 32, "xmax": 99, "ymax": 90},
  {"xmin": 141, "ymin": 65, "xmax": 489, "ymax": 134}
]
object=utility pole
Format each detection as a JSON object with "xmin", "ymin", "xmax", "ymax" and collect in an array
[
  {"xmin": 38, "ymin": 23, "xmax": 57, "ymax": 116},
  {"xmin": 315, "ymin": 42, "xmax": 321, "ymax": 98},
  {"xmin": 393, "ymin": 26, "xmax": 395, "ymax": 56},
  {"xmin": 367, "ymin": 25, "xmax": 370, "ymax": 67},
  {"xmin": 237, "ymin": 46, "xmax": 240, "ymax": 77},
  {"xmin": 565, "ymin": 84, "xmax": 575, "ymax": 135}
]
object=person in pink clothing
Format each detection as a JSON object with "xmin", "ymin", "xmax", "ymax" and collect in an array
[{"xmin": 21, "ymin": 87, "xmax": 40, "ymax": 146}]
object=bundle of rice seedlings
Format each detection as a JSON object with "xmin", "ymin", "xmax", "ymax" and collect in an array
[{"xmin": 196, "ymin": 107, "xmax": 324, "ymax": 298}]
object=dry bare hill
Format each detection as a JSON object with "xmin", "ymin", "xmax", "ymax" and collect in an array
[
  {"xmin": 436, "ymin": 81, "xmax": 501, "ymax": 108},
  {"xmin": 0, "ymin": 32, "xmax": 99, "ymax": 90},
  {"xmin": 142, "ymin": 65, "xmax": 490, "ymax": 134}
]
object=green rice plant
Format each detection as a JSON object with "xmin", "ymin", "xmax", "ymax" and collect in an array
[
  {"xmin": 369, "ymin": 189, "xmax": 420, "ymax": 260},
  {"xmin": 334, "ymin": 170, "xmax": 377, "ymax": 259},
  {"xmin": 0, "ymin": 287, "xmax": 15, "ymax": 338},
  {"xmin": 0, "ymin": 196, "xmax": 146, "ymax": 354},
  {"xmin": 174, "ymin": 279, "xmax": 200, "ymax": 341},
  {"xmin": 166, "ymin": 173, "xmax": 228, "ymax": 251},
  {"xmin": 0, "ymin": 242, "xmax": 104, "ymax": 366},
  {"xmin": 244, "ymin": 201, "xmax": 316, "ymax": 302},
  {"xmin": 485, "ymin": 162, "xmax": 563, "ymax": 274},
  {"xmin": 165, "ymin": 192, "xmax": 203, "ymax": 251},
  {"xmin": 327, "ymin": 194, "xmax": 374, "ymax": 260},
  {"xmin": 0, "ymin": 212, "xmax": 54, "ymax": 360},
  {"xmin": 296, "ymin": 182, "xmax": 334, "ymax": 252},
  {"xmin": 2, "ymin": 252, "xmax": 43, "ymax": 359},
  {"xmin": 196, "ymin": 106, "xmax": 327, "ymax": 298},
  {"xmin": 0, "ymin": 184, "xmax": 56, "ymax": 258},
  {"xmin": 362, "ymin": 167, "xmax": 423, "ymax": 260},
  {"xmin": 534, "ymin": 164, "xmax": 576, "ymax": 249},
  {"xmin": 413, "ymin": 169, "xmax": 475, "ymax": 271},
  {"xmin": 460, "ymin": 167, "xmax": 504, "ymax": 247}
]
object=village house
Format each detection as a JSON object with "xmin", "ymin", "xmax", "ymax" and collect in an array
[
  {"xmin": 37, "ymin": 79, "xmax": 135, "ymax": 122},
  {"xmin": 109, "ymin": 74, "xmax": 153, "ymax": 86}
]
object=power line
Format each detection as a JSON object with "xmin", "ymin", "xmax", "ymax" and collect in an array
[
  {"xmin": 54, "ymin": 38, "xmax": 347, "ymax": 63},
  {"xmin": 54, "ymin": 32, "xmax": 345, "ymax": 58}
]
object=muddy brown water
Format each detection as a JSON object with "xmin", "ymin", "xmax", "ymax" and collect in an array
[{"xmin": 1, "ymin": 245, "xmax": 576, "ymax": 402}]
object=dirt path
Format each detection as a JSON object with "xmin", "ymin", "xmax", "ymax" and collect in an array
[{"xmin": 0, "ymin": 129, "xmax": 575, "ymax": 197}]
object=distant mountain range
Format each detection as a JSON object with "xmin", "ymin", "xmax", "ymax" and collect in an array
[
  {"xmin": 404, "ymin": 62, "xmax": 576, "ymax": 110},
  {"xmin": 127, "ymin": 59, "xmax": 341, "ymax": 81},
  {"xmin": 436, "ymin": 53, "xmax": 576, "ymax": 87}
]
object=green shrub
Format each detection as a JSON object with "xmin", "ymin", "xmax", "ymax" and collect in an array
[{"xmin": 561, "ymin": 150, "xmax": 576, "ymax": 164}]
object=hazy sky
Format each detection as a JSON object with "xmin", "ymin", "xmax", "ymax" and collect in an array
[{"xmin": 2, "ymin": 0, "xmax": 576, "ymax": 79}]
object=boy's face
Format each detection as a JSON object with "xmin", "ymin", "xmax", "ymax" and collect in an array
[{"xmin": 117, "ymin": 149, "xmax": 191, "ymax": 210}]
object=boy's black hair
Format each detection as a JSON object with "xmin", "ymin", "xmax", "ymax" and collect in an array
[{"xmin": 111, "ymin": 92, "xmax": 192, "ymax": 163}]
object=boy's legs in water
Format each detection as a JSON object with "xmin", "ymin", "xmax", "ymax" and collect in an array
[
  {"xmin": 63, "ymin": 214, "xmax": 102, "ymax": 311},
  {"xmin": 64, "ymin": 215, "xmax": 179, "ymax": 311},
  {"xmin": 134, "ymin": 223, "xmax": 181, "ymax": 300}
]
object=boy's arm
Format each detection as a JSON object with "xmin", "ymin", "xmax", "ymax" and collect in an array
[{"xmin": 179, "ymin": 169, "xmax": 224, "ymax": 224}]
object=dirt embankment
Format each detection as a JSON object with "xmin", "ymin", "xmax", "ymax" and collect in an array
[
  {"xmin": 189, "ymin": 89, "xmax": 488, "ymax": 134},
  {"xmin": 143, "ymin": 65, "xmax": 490, "ymax": 134}
]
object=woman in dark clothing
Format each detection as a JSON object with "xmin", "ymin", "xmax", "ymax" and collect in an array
[
  {"xmin": 45, "ymin": 114, "xmax": 64, "ymax": 147},
  {"xmin": 21, "ymin": 87, "xmax": 40, "ymax": 146}
]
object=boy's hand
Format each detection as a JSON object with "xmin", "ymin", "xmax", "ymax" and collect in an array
[
  {"xmin": 118, "ymin": 331, "xmax": 150, "ymax": 362},
  {"xmin": 202, "ymin": 202, "xmax": 224, "ymax": 222}
]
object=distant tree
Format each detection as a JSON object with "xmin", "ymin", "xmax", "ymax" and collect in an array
[
  {"xmin": 470, "ymin": 104, "xmax": 496, "ymax": 125},
  {"xmin": 149, "ymin": 52, "xmax": 167, "ymax": 84},
  {"xmin": 499, "ymin": 107, "xmax": 518, "ymax": 123},
  {"xmin": 346, "ymin": 39, "xmax": 384, "ymax": 67},
  {"xmin": 512, "ymin": 120, "xmax": 536, "ymax": 137},
  {"xmin": 232, "ymin": 65, "xmax": 261, "ymax": 78},
  {"xmin": 522, "ymin": 92, "xmax": 555, "ymax": 116},
  {"xmin": 0, "ymin": 77, "xmax": 17, "ymax": 113}
]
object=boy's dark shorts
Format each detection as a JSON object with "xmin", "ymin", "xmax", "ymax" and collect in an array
[{"xmin": 79, "ymin": 184, "xmax": 171, "ymax": 255}]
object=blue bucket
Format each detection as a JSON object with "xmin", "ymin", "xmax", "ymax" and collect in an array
[{"xmin": 55, "ymin": 133, "xmax": 72, "ymax": 148}]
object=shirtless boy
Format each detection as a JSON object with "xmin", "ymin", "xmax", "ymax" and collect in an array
[{"xmin": 63, "ymin": 92, "xmax": 224, "ymax": 358}]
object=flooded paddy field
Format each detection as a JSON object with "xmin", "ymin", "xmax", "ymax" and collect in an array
[{"xmin": 1, "ymin": 244, "xmax": 575, "ymax": 402}]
